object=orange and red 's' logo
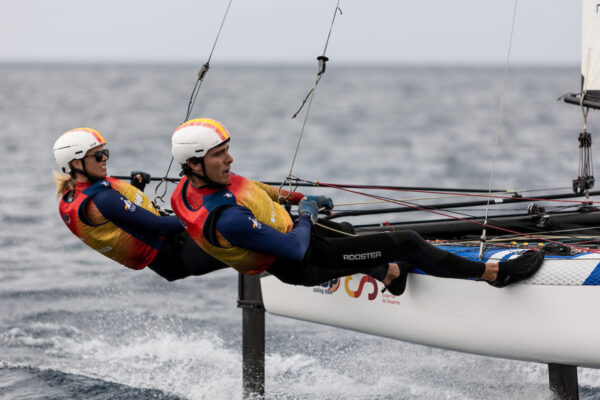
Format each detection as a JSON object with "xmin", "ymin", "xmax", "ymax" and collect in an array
[{"xmin": 344, "ymin": 275, "xmax": 378, "ymax": 300}]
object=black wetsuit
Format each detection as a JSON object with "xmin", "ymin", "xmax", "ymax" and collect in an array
[
  {"xmin": 267, "ymin": 220, "xmax": 484, "ymax": 286},
  {"xmin": 148, "ymin": 231, "xmax": 228, "ymax": 281}
]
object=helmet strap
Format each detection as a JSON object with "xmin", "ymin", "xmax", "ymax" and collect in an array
[
  {"xmin": 72, "ymin": 158, "xmax": 102, "ymax": 183},
  {"xmin": 188, "ymin": 158, "xmax": 224, "ymax": 188}
]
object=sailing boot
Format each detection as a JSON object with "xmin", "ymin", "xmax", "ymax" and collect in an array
[{"xmin": 489, "ymin": 249, "xmax": 545, "ymax": 288}]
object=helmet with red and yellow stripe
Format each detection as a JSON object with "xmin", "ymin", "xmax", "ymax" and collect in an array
[
  {"xmin": 53, "ymin": 128, "xmax": 107, "ymax": 173},
  {"xmin": 171, "ymin": 118, "xmax": 230, "ymax": 164}
]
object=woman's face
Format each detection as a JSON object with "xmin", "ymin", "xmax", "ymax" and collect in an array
[{"xmin": 72, "ymin": 144, "xmax": 109, "ymax": 180}]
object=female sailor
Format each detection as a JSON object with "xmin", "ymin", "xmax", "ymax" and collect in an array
[{"xmin": 53, "ymin": 127, "xmax": 227, "ymax": 281}]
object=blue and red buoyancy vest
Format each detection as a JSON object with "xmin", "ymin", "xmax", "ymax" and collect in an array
[
  {"xmin": 171, "ymin": 174, "xmax": 295, "ymax": 274},
  {"xmin": 59, "ymin": 177, "xmax": 161, "ymax": 269}
]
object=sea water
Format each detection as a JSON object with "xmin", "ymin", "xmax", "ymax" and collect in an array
[{"xmin": 1, "ymin": 64, "xmax": 599, "ymax": 399}]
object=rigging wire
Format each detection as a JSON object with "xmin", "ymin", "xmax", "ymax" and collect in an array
[
  {"xmin": 573, "ymin": 102, "xmax": 595, "ymax": 196},
  {"xmin": 184, "ymin": 0, "xmax": 233, "ymax": 123},
  {"xmin": 278, "ymin": 0, "xmax": 342, "ymax": 202},
  {"xmin": 333, "ymin": 194, "xmax": 493, "ymax": 206},
  {"xmin": 314, "ymin": 181, "xmax": 600, "ymax": 253},
  {"xmin": 272, "ymin": 176, "xmax": 600, "ymax": 243},
  {"xmin": 114, "ymin": 173, "xmax": 572, "ymax": 195},
  {"xmin": 333, "ymin": 206, "xmax": 583, "ymax": 214},
  {"xmin": 371, "ymin": 200, "xmax": 595, "ymax": 244},
  {"xmin": 283, "ymin": 177, "xmax": 600, "ymax": 243},
  {"xmin": 307, "ymin": 178, "xmax": 600, "ymax": 245},
  {"xmin": 154, "ymin": 0, "xmax": 234, "ymax": 205},
  {"xmin": 112, "ymin": 172, "xmax": 594, "ymax": 205},
  {"xmin": 479, "ymin": 0, "xmax": 519, "ymax": 259},
  {"xmin": 315, "ymin": 180, "xmax": 600, "ymax": 205}
]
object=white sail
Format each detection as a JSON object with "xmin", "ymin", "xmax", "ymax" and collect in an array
[{"xmin": 582, "ymin": 0, "xmax": 600, "ymax": 97}]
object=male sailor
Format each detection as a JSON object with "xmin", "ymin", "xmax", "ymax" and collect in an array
[{"xmin": 169, "ymin": 118, "xmax": 545, "ymax": 294}]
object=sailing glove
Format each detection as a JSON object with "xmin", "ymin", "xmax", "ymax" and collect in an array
[
  {"xmin": 130, "ymin": 170, "xmax": 151, "ymax": 192},
  {"xmin": 305, "ymin": 195, "xmax": 334, "ymax": 211},
  {"xmin": 298, "ymin": 199, "xmax": 319, "ymax": 224}
]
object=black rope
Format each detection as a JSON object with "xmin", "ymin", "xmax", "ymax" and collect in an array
[{"xmin": 573, "ymin": 128, "xmax": 595, "ymax": 194}]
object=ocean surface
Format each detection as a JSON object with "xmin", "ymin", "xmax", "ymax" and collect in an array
[{"xmin": 1, "ymin": 63, "xmax": 600, "ymax": 399}]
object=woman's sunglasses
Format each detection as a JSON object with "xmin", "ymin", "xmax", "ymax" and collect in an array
[{"xmin": 85, "ymin": 149, "xmax": 110, "ymax": 162}]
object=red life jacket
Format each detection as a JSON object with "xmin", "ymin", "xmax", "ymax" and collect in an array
[
  {"xmin": 171, "ymin": 174, "xmax": 294, "ymax": 274},
  {"xmin": 59, "ymin": 177, "xmax": 160, "ymax": 269}
]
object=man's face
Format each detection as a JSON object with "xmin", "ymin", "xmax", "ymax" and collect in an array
[{"xmin": 202, "ymin": 142, "xmax": 234, "ymax": 185}]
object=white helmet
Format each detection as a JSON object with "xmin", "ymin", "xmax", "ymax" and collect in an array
[
  {"xmin": 53, "ymin": 128, "xmax": 107, "ymax": 173},
  {"xmin": 171, "ymin": 118, "xmax": 230, "ymax": 164}
]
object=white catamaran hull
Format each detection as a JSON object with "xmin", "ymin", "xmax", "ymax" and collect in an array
[{"xmin": 260, "ymin": 248, "xmax": 600, "ymax": 368}]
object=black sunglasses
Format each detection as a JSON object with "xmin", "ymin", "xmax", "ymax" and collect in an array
[{"xmin": 85, "ymin": 149, "xmax": 110, "ymax": 162}]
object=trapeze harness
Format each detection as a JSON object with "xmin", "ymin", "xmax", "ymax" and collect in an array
[
  {"xmin": 171, "ymin": 174, "xmax": 488, "ymax": 286},
  {"xmin": 59, "ymin": 178, "xmax": 225, "ymax": 281}
]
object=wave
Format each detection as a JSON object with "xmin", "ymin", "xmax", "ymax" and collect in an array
[{"xmin": 0, "ymin": 363, "xmax": 182, "ymax": 400}]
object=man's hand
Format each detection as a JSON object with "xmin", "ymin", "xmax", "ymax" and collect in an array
[
  {"xmin": 305, "ymin": 195, "xmax": 334, "ymax": 211},
  {"xmin": 298, "ymin": 199, "xmax": 319, "ymax": 224},
  {"xmin": 130, "ymin": 171, "xmax": 151, "ymax": 191}
]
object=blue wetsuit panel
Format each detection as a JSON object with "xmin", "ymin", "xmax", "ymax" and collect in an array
[
  {"xmin": 216, "ymin": 205, "xmax": 312, "ymax": 261},
  {"xmin": 91, "ymin": 189, "xmax": 183, "ymax": 249}
]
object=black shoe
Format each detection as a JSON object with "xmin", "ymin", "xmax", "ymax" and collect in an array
[
  {"xmin": 381, "ymin": 263, "xmax": 409, "ymax": 296},
  {"xmin": 489, "ymin": 249, "xmax": 545, "ymax": 288}
]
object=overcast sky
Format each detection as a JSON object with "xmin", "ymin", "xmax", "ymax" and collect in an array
[{"xmin": 0, "ymin": 1, "xmax": 582, "ymax": 65}]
